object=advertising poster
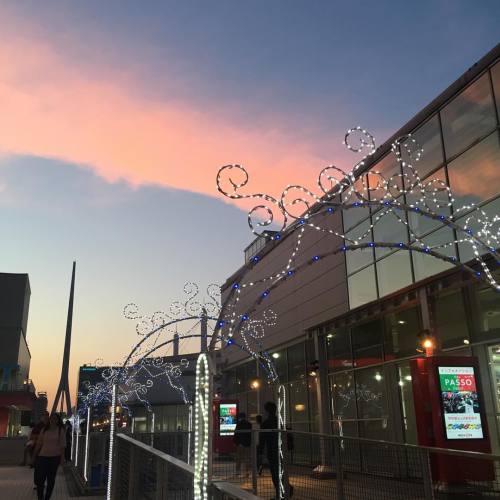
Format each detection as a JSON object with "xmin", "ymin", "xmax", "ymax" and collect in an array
[
  {"xmin": 219, "ymin": 403, "xmax": 237, "ymax": 435},
  {"xmin": 438, "ymin": 366, "xmax": 484, "ymax": 440}
]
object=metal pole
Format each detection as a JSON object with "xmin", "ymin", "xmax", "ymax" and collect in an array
[
  {"xmin": 75, "ymin": 415, "xmax": 80, "ymax": 467},
  {"xmin": 188, "ymin": 404, "xmax": 193, "ymax": 465},
  {"xmin": 106, "ymin": 384, "xmax": 117, "ymax": 500},
  {"xmin": 84, "ymin": 406, "xmax": 91, "ymax": 482},
  {"xmin": 151, "ymin": 411, "xmax": 155, "ymax": 447},
  {"xmin": 71, "ymin": 414, "xmax": 76, "ymax": 461}
]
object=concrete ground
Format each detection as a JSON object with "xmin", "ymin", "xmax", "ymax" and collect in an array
[{"xmin": 0, "ymin": 465, "xmax": 104, "ymax": 500}]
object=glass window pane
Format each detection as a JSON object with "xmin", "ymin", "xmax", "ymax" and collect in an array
[
  {"xmin": 345, "ymin": 219, "xmax": 374, "ymax": 273},
  {"xmin": 407, "ymin": 168, "xmax": 451, "ymax": 237},
  {"xmin": 473, "ymin": 283, "xmax": 500, "ymax": 342},
  {"xmin": 330, "ymin": 372, "xmax": 356, "ymax": 419},
  {"xmin": 348, "ymin": 265, "xmax": 377, "ymax": 309},
  {"xmin": 290, "ymin": 380, "xmax": 309, "ymax": 423},
  {"xmin": 441, "ymin": 73, "xmax": 496, "ymax": 159},
  {"xmin": 287, "ymin": 343, "xmax": 305, "ymax": 381},
  {"xmin": 376, "ymin": 251, "xmax": 413, "ymax": 297},
  {"xmin": 448, "ymin": 132, "xmax": 500, "ymax": 209},
  {"xmin": 397, "ymin": 363, "xmax": 418, "ymax": 444},
  {"xmin": 355, "ymin": 367, "xmax": 387, "ymax": 418},
  {"xmin": 457, "ymin": 195, "xmax": 500, "ymax": 263},
  {"xmin": 432, "ymin": 289, "xmax": 470, "ymax": 348},
  {"xmin": 325, "ymin": 327, "xmax": 353, "ymax": 372},
  {"xmin": 401, "ymin": 114, "xmax": 443, "ymax": 180},
  {"xmin": 368, "ymin": 153, "xmax": 402, "ymax": 201},
  {"xmin": 412, "ymin": 226, "xmax": 456, "ymax": 282},
  {"xmin": 384, "ymin": 307, "xmax": 421, "ymax": 360},
  {"xmin": 342, "ymin": 177, "xmax": 370, "ymax": 231},
  {"xmin": 372, "ymin": 207, "xmax": 408, "ymax": 259},
  {"xmin": 270, "ymin": 349, "xmax": 288, "ymax": 382},
  {"xmin": 492, "ymin": 62, "xmax": 500, "ymax": 115},
  {"xmin": 352, "ymin": 319, "xmax": 383, "ymax": 368}
]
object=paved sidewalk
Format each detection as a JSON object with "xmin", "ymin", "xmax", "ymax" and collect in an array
[{"xmin": 0, "ymin": 465, "xmax": 104, "ymax": 500}]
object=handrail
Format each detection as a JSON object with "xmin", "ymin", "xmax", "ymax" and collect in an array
[
  {"xmin": 212, "ymin": 481, "xmax": 263, "ymax": 500},
  {"xmin": 117, "ymin": 432, "xmax": 194, "ymax": 474},
  {"xmin": 217, "ymin": 428, "xmax": 500, "ymax": 461}
]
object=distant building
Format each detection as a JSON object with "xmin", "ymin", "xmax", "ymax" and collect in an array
[
  {"xmin": 76, "ymin": 354, "xmax": 198, "ymax": 432},
  {"xmin": 0, "ymin": 272, "xmax": 36, "ymax": 436},
  {"xmin": 33, "ymin": 392, "xmax": 48, "ymax": 423}
]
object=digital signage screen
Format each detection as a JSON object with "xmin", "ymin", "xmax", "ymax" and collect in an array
[
  {"xmin": 438, "ymin": 366, "xmax": 484, "ymax": 440},
  {"xmin": 219, "ymin": 403, "xmax": 237, "ymax": 436}
]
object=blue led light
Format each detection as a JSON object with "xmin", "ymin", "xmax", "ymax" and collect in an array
[
  {"xmin": 384, "ymin": 201, "xmax": 391, "ymax": 206},
  {"xmin": 274, "ymin": 234, "xmax": 281, "ymax": 240},
  {"xmin": 368, "ymin": 242, "xmax": 374, "ymax": 247},
  {"xmin": 299, "ymin": 219, "xmax": 305, "ymax": 225},
  {"xmin": 327, "ymin": 207, "xmax": 334, "ymax": 213},
  {"xmin": 414, "ymin": 207, "xmax": 420, "ymax": 212},
  {"xmin": 312, "ymin": 255, "xmax": 320, "ymax": 261},
  {"xmin": 232, "ymin": 283, "xmax": 240, "ymax": 289},
  {"xmin": 353, "ymin": 202, "xmax": 360, "ymax": 207},
  {"xmin": 218, "ymin": 321, "xmax": 225, "ymax": 328},
  {"xmin": 398, "ymin": 242, "xmax": 404, "ymax": 247},
  {"xmin": 227, "ymin": 338, "xmax": 234, "ymax": 345},
  {"xmin": 476, "ymin": 272, "xmax": 481, "ymax": 277},
  {"xmin": 341, "ymin": 246, "xmax": 347, "ymax": 252},
  {"xmin": 439, "ymin": 215, "xmax": 445, "ymax": 221},
  {"xmin": 241, "ymin": 314, "xmax": 249, "ymax": 321},
  {"xmin": 424, "ymin": 247, "xmax": 430, "ymax": 253},
  {"xmin": 467, "ymin": 229, "xmax": 473, "ymax": 235},
  {"xmin": 262, "ymin": 290, "xmax": 269, "ymax": 298},
  {"xmin": 287, "ymin": 270, "xmax": 294, "ymax": 276},
  {"xmin": 253, "ymin": 256, "xmax": 259, "ymax": 263}
]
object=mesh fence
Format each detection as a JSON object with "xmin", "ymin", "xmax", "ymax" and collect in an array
[
  {"xmin": 106, "ymin": 429, "xmax": 500, "ymax": 500},
  {"xmin": 113, "ymin": 434, "xmax": 194, "ymax": 500},
  {"xmin": 131, "ymin": 431, "xmax": 192, "ymax": 463},
  {"xmin": 210, "ymin": 429, "xmax": 500, "ymax": 500},
  {"xmin": 72, "ymin": 431, "xmax": 109, "ymax": 489}
]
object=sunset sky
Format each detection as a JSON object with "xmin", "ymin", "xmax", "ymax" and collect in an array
[{"xmin": 0, "ymin": 1, "xmax": 498, "ymax": 407}]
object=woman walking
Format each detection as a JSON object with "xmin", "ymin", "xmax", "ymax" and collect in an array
[{"xmin": 33, "ymin": 413, "xmax": 66, "ymax": 500}]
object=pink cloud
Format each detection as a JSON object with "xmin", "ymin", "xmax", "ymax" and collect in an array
[{"xmin": 0, "ymin": 32, "xmax": 353, "ymax": 208}]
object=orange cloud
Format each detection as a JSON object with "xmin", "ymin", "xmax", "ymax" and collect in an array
[{"xmin": 0, "ymin": 33, "xmax": 348, "ymax": 208}]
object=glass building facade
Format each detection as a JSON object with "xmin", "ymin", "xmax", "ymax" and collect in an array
[{"xmin": 221, "ymin": 47, "xmax": 500, "ymax": 453}]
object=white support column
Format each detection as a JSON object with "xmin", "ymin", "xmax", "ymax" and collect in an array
[
  {"xmin": 84, "ymin": 406, "xmax": 91, "ymax": 482},
  {"xmin": 187, "ymin": 404, "xmax": 193, "ymax": 465},
  {"xmin": 106, "ymin": 383, "xmax": 117, "ymax": 500},
  {"xmin": 75, "ymin": 415, "xmax": 80, "ymax": 467},
  {"xmin": 71, "ymin": 414, "xmax": 76, "ymax": 461},
  {"xmin": 278, "ymin": 384, "xmax": 287, "ymax": 500},
  {"xmin": 193, "ymin": 353, "xmax": 213, "ymax": 500}
]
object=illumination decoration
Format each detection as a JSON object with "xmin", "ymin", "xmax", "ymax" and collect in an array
[
  {"xmin": 278, "ymin": 384, "xmax": 287, "ymax": 500},
  {"xmin": 106, "ymin": 383, "xmax": 117, "ymax": 500},
  {"xmin": 84, "ymin": 406, "xmax": 91, "ymax": 482},
  {"xmin": 214, "ymin": 127, "xmax": 500, "ymax": 361},
  {"xmin": 194, "ymin": 353, "xmax": 212, "ymax": 500},
  {"xmin": 217, "ymin": 127, "xmax": 500, "ymax": 326},
  {"xmin": 71, "ymin": 416, "xmax": 76, "ymax": 461},
  {"xmin": 75, "ymin": 414, "xmax": 80, "ymax": 467}
]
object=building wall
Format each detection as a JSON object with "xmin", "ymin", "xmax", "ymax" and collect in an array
[
  {"xmin": 345, "ymin": 58, "xmax": 500, "ymax": 310},
  {"xmin": 218, "ymin": 46, "xmax": 500, "ymax": 454},
  {"xmin": 221, "ymin": 208, "xmax": 348, "ymax": 365}
]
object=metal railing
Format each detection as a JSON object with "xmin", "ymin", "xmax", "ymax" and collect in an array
[
  {"xmin": 210, "ymin": 429, "xmax": 500, "ymax": 499},
  {"xmin": 112, "ymin": 433, "xmax": 260, "ymax": 500},
  {"xmin": 100, "ymin": 428, "xmax": 500, "ymax": 499},
  {"xmin": 72, "ymin": 431, "xmax": 109, "ymax": 491}
]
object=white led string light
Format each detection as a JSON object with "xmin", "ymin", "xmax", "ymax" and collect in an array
[
  {"xmin": 106, "ymin": 383, "xmax": 117, "ymax": 500},
  {"xmin": 278, "ymin": 384, "xmax": 287, "ymax": 500},
  {"xmin": 84, "ymin": 406, "xmax": 91, "ymax": 482},
  {"xmin": 194, "ymin": 353, "xmax": 212, "ymax": 500},
  {"xmin": 214, "ymin": 127, "xmax": 500, "ymax": 360},
  {"xmin": 75, "ymin": 415, "xmax": 80, "ymax": 467}
]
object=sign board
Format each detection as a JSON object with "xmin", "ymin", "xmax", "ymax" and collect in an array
[
  {"xmin": 438, "ymin": 366, "xmax": 484, "ymax": 440},
  {"xmin": 219, "ymin": 403, "xmax": 237, "ymax": 436}
]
